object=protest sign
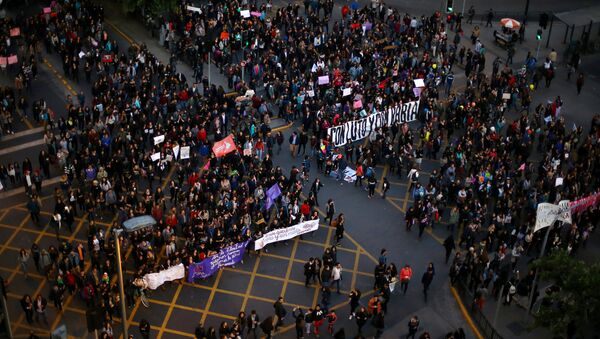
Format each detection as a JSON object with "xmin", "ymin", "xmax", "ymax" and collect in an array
[
  {"xmin": 413, "ymin": 78, "xmax": 425, "ymax": 87},
  {"xmin": 318, "ymin": 75, "xmax": 329, "ymax": 85},
  {"xmin": 7, "ymin": 55, "xmax": 18, "ymax": 65},
  {"xmin": 327, "ymin": 100, "xmax": 420, "ymax": 147},
  {"xmin": 534, "ymin": 200, "xmax": 572, "ymax": 233},
  {"xmin": 254, "ymin": 219, "xmax": 319, "ymax": 250},
  {"xmin": 10, "ymin": 28, "xmax": 20, "ymax": 37},
  {"xmin": 343, "ymin": 88, "xmax": 352, "ymax": 96},
  {"xmin": 240, "ymin": 10, "xmax": 250, "ymax": 18},
  {"xmin": 188, "ymin": 241, "xmax": 249, "ymax": 281},
  {"xmin": 153, "ymin": 135, "xmax": 165, "ymax": 145},
  {"xmin": 212, "ymin": 134, "xmax": 236, "ymax": 157},
  {"xmin": 180, "ymin": 146, "xmax": 190, "ymax": 159},
  {"xmin": 172, "ymin": 145, "xmax": 180, "ymax": 159},
  {"xmin": 150, "ymin": 152, "xmax": 160, "ymax": 162},
  {"xmin": 186, "ymin": 5, "xmax": 202, "ymax": 13},
  {"xmin": 143, "ymin": 264, "xmax": 185, "ymax": 289}
]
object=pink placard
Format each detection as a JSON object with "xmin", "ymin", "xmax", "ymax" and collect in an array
[
  {"xmin": 353, "ymin": 100, "xmax": 362, "ymax": 109},
  {"xmin": 318, "ymin": 75, "xmax": 329, "ymax": 85},
  {"xmin": 0, "ymin": 57, "xmax": 7, "ymax": 65},
  {"xmin": 7, "ymin": 55, "xmax": 18, "ymax": 65},
  {"xmin": 43, "ymin": 7, "xmax": 51, "ymax": 14},
  {"xmin": 10, "ymin": 28, "xmax": 20, "ymax": 37},
  {"xmin": 250, "ymin": 11, "xmax": 261, "ymax": 17}
]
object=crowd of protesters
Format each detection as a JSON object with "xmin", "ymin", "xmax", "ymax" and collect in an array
[{"xmin": 0, "ymin": 0, "xmax": 598, "ymax": 338}]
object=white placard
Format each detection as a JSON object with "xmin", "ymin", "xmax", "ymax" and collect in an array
[
  {"xmin": 534, "ymin": 200, "xmax": 572, "ymax": 233},
  {"xmin": 502, "ymin": 93, "xmax": 511, "ymax": 100},
  {"xmin": 78, "ymin": 51, "xmax": 85, "ymax": 59},
  {"xmin": 154, "ymin": 135, "xmax": 165, "ymax": 145},
  {"xmin": 343, "ymin": 88, "xmax": 352, "ymax": 96},
  {"xmin": 555, "ymin": 177, "xmax": 563, "ymax": 186},
  {"xmin": 186, "ymin": 5, "xmax": 202, "ymax": 13},
  {"xmin": 240, "ymin": 10, "xmax": 250, "ymax": 18},
  {"xmin": 180, "ymin": 146, "xmax": 190, "ymax": 159},
  {"xmin": 172, "ymin": 145, "xmax": 180, "ymax": 159},
  {"xmin": 307, "ymin": 90, "xmax": 315, "ymax": 97},
  {"xmin": 254, "ymin": 219, "xmax": 319, "ymax": 250},
  {"xmin": 151, "ymin": 152, "xmax": 161, "ymax": 162},
  {"xmin": 413, "ymin": 78, "xmax": 425, "ymax": 88}
]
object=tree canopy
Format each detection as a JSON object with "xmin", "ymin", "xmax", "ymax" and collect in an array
[{"xmin": 532, "ymin": 250, "xmax": 600, "ymax": 337}]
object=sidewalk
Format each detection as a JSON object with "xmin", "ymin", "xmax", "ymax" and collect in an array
[{"xmin": 99, "ymin": 0, "xmax": 229, "ymax": 91}]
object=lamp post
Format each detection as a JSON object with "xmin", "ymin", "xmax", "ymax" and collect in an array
[{"xmin": 113, "ymin": 229, "xmax": 128, "ymax": 338}]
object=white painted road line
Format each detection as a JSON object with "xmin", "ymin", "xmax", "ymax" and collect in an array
[
  {"xmin": 0, "ymin": 139, "xmax": 45, "ymax": 156},
  {"xmin": 0, "ymin": 127, "xmax": 44, "ymax": 142}
]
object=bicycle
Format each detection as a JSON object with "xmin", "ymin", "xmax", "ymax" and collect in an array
[{"xmin": 133, "ymin": 277, "xmax": 150, "ymax": 308}]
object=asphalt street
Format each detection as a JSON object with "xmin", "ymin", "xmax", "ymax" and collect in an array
[{"xmin": 1, "ymin": 0, "xmax": 600, "ymax": 338}]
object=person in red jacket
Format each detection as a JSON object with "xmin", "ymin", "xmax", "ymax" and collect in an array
[{"xmin": 400, "ymin": 264, "xmax": 413, "ymax": 295}]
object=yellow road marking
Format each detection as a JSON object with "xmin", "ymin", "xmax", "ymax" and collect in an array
[{"xmin": 450, "ymin": 286, "xmax": 484, "ymax": 339}]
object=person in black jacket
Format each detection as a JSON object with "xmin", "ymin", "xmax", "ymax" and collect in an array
[
  {"xmin": 248, "ymin": 309, "xmax": 260, "ymax": 337},
  {"xmin": 292, "ymin": 307, "xmax": 306, "ymax": 339},
  {"xmin": 304, "ymin": 258, "xmax": 315, "ymax": 286},
  {"xmin": 355, "ymin": 306, "xmax": 368, "ymax": 335},
  {"xmin": 139, "ymin": 318, "xmax": 150, "ymax": 339},
  {"xmin": 374, "ymin": 311, "xmax": 385, "ymax": 338},
  {"xmin": 273, "ymin": 296, "xmax": 287, "ymax": 329},
  {"xmin": 194, "ymin": 323, "xmax": 205, "ymax": 338},
  {"xmin": 260, "ymin": 316, "xmax": 274, "ymax": 339}
]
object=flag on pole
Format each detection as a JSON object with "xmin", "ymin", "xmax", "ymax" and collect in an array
[
  {"xmin": 212, "ymin": 134, "xmax": 236, "ymax": 157},
  {"xmin": 265, "ymin": 183, "xmax": 282, "ymax": 210}
]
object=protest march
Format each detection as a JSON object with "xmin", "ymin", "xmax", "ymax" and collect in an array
[{"xmin": 1, "ymin": 0, "xmax": 599, "ymax": 338}]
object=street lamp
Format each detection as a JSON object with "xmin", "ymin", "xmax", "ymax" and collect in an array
[{"xmin": 113, "ymin": 229, "xmax": 128, "ymax": 338}]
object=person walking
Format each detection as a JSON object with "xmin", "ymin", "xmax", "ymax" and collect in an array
[
  {"xmin": 400, "ymin": 264, "xmax": 413, "ymax": 295},
  {"xmin": 248, "ymin": 310, "xmax": 260, "ymax": 338},
  {"xmin": 325, "ymin": 199, "xmax": 335, "ymax": 225},
  {"xmin": 260, "ymin": 316, "xmax": 275, "ymax": 339},
  {"xmin": 139, "ymin": 319, "xmax": 151, "ymax": 339},
  {"xmin": 289, "ymin": 131, "xmax": 300, "ymax": 158},
  {"xmin": 407, "ymin": 315, "xmax": 420, "ymax": 339},
  {"xmin": 421, "ymin": 263, "xmax": 435, "ymax": 302},
  {"xmin": 367, "ymin": 175, "xmax": 377, "ymax": 198},
  {"xmin": 443, "ymin": 235, "xmax": 456, "ymax": 264},
  {"xmin": 33, "ymin": 294, "xmax": 48, "ymax": 324},
  {"xmin": 485, "ymin": 9, "xmax": 494, "ymax": 27},
  {"xmin": 330, "ymin": 263, "xmax": 342, "ymax": 294},
  {"xmin": 304, "ymin": 258, "xmax": 315, "ymax": 286},
  {"xmin": 326, "ymin": 310, "xmax": 337, "ymax": 335},
  {"xmin": 51, "ymin": 211, "xmax": 62, "ymax": 240},
  {"xmin": 348, "ymin": 288, "xmax": 361, "ymax": 319},
  {"xmin": 576, "ymin": 73, "xmax": 584, "ymax": 94},
  {"xmin": 292, "ymin": 307, "xmax": 305, "ymax": 339},
  {"xmin": 31, "ymin": 243, "xmax": 41, "ymax": 272},
  {"xmin": 333, "ymin": 214, "xmax": 345, "ymax": 245},
  {"xmin": 18, "ymin": 248, "xmax": 31, "ymax": 279},
  {"xmin": 310, "ymin": 178, "xmax": 323, "ymax": 206},
  {"xmin": 273, "ymin": 296, "xmax": 287, "ymax": 329},
  {"xmin": 27, "ymin": 194, "xmax": 42, "ymax": 226},
  {"xmin": 374, "ymin": 310, "xmax": 385, "ymax": 338},
  {"xmin": 381, "ymin": 177, "xmax": 390, "ymax": 198},
  {"xmin": 21, "ymin": 294, "xmax": 34, "ymax": 324},
  {"xmin": 312, "ymin": 304, "xmax": 324, "ymax": 337},
  {"xmin": 355, "ymin": 306, "xmax": 368, "ymax": 334}
]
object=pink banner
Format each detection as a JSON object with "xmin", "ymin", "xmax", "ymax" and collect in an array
[
  {"xmin": 318, "ymin": 75, "xmax": 329, "ymax": 85},
  {"xmin": 569, "ymin": 192, "xmax": 600, "ymax": 215},
  {"xmin": 43, "ymin": 7, "xmax": 51, "ymax": 14}
]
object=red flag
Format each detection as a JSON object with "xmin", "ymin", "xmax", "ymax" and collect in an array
[
  {"xmin": 102, "ymin": 54, "xmax": 113, "ymax": 63},
  {"xmin": 212, "ymin": 134, "xmax": 236, "ymax": 157}
]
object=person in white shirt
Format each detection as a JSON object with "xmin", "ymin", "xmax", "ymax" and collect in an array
[{"xmin": 331, "ymin": 263, "xmax": 343, "ymax": 294}]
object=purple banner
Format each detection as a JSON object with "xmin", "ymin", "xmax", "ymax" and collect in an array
[{"xmin": 188, "ymin": 241, "xmax": 249, "ymax": 281}]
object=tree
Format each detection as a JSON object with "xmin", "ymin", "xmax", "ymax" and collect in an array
[
  {"xmin": 122, "ymin": 0, "xmax": 177, "ymax": 18},
  {"xmin": 532, "ymin": 250, "xmax": 600, "ymax": 338}
]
